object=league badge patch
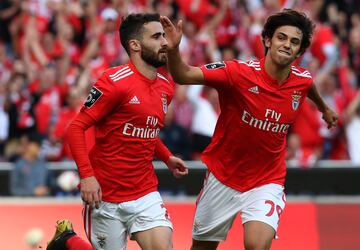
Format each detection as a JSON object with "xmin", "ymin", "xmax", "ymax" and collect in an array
[
  {"xmin": 205, "ymin": 61, "xmax": 225, "ymax": 70},
  {"xmin": 84, "ymin": 86, "xmax": 103, "ymax": 108},
  {"xmin": 291, "ymin": 91, "xmax": 302, "ymax": 110},
  {"xmin": 161, "ymin": 97, "xmax": 167, "ymax": 114}
]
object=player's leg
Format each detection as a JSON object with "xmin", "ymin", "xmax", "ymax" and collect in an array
[
  {"xmin": 243, "ymin": 221, "xmax": 274, "ymax": 250},
  {"xmin": 191, "ymin": 172, "xmax": 240, "ymax": 250},
  {"xmin": 46, "ymin": 219, "xmax": 92, "ymax": 250},
  {"xmin": 127, "ymin": 192, "xmax": 173, "ymax": 250},
  {"xmin": 84, "ymin": 202, "xmax": 127, "ymax": 250},
  {"xmin": 241, "ymin": 184, "xmax": 286, "ymax": 250},
  {"xmin": 133, "ymin": 226, "xmax": 172, "ymax": 250},
  {"xmin": 66, "ymin": 235, "xmax": 93, "ymax": 250},
  {"xmin": 190, "ymin": 239, "xmax": 219, "ymax": 250}
]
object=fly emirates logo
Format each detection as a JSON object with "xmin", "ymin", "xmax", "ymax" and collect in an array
[
  {"xmin": 122, "ymin": 116, "xmax": 160, "ymax": 139},
  {"xmin": 241, "ymin": 109, "xmax": 290, "ymax": 134}
]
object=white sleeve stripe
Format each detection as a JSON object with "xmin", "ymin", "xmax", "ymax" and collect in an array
[
  {"xmin": 112, "ymin": 71, "xmax": 134, "ymax": 82},
  {"xmin": 109, "ymin": 66, "xmax": 130, "ymax": 78},
  {"xmin": 157, "ymin": 73, "xmax": 169, "ymax": 83},
  {"xmin": 291, "ymin": 66, "xmax": 310, "ymax": 75},
  {"xmin": 238, "ymin": 60, "xmax": 260, "ymax": 70},
  {"xmin": 110, "ymin": 69, "xmax": 132, "ymax": 80},
  {"xmin": 292, "ymin": 71, "xmax": 312, "ymax": 78}
]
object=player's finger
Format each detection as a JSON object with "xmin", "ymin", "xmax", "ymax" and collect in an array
[
  {"xmin": 173, "ymin": 169, "xmax": 182, "ymax": 178},
  {"xmin": 160, "ymin": 16, "xmax": 171, "ymax": 27},
  {"xmin": 93, "ymin": 192, "xmax": 101, "ymax": 209},
  {"xmin": 174, "ymin": 168, "xmax": 188, "ymax": 178},
  {"xmin": 177, "ymin": 20, "xmax": 183, "ymax": 33},
  {"xmin": 86, "ymin": 193, "xmax": 95, "ymax": 209},
  {"xmin": 177, "ymin": 160, "xmax": 188, "ymax": 171},
  {"xmin": 98, "ymin": 188, "xmax": 102, "ymax": 202}
]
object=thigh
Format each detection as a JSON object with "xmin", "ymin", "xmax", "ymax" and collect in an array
[
  {"xmin": 83, "ymin": 202, "xmax": 127, "ymax": 250},
  {"xmin": 241, "ymin": 184, "xmax": 286, "ymax": 248},
  {"xmin": 127, "ymin": 192, "xmax": 173, "ymax": 241},
  {"xmin": 193, "ymin": 172, "xmax": 240, "ymax": 242},
  {"xmin": 133, "ymin": 226, "xmax": 172, "ymax": 250},
  {"xmin": 243, "ymin": 221, "xmax": 275, "ymax": 250}
]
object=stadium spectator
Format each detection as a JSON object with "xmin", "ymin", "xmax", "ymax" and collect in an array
[
  {"xmin": 344, "ymin": 90, "xmax": 360, "ymax": 164},
  {"xmin": 10, "ymin": 139, "xmax": 49, "ymax": 196},
  {"xmin": 0, "ymin": 0, "xmax": 358, "ymax": 166}
]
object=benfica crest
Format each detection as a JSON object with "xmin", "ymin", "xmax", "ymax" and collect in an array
[
  {"xmin": 161, "ymin": 97, "xmax": 167, "ymax": 114},
  {"xmin": 291, "ymin": 92, "xmax": 302, "ymax": 110}
]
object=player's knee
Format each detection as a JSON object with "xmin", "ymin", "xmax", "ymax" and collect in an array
[
  {"xmin": 190, "ymin": 239, "xmax": 218, "ymax": 250},
  {"xmin": 244, "ymin": 238, "xmax": 272, "ymax": 250}
]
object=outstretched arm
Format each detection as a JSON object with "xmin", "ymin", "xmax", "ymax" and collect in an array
[
  {"xmin": 307, "ymin": 83, "xmax": 338, "ymax": 128},
  {"xmin": 160, "ymin": 16, "xmax": 204, "ymax": 85}
]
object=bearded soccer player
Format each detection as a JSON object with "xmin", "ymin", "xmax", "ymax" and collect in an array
[
  {"xmin": 46, "ymin": 13, "xmax": 188, "ymax": 250},
  {"xmin": 161, "ymin": 9, "xmax": 338, "ymax": 250}
]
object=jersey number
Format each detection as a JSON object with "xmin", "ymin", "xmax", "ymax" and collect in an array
[{"xmin": 265, "ymin": 200, "xmax": 283, "ymax": 217}]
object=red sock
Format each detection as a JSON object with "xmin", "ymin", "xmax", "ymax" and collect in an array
[{"xmin": 66, "ymin": 235, "xmax": 93, "ymax": 250}]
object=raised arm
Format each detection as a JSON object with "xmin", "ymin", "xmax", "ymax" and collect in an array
[
  {"xmin": 160, "ymin": 16, "xmax": 204, "ymax": 85},
  {"xmin": 307, "ymin": 83, "xmax": 338, "ymax": 128}
]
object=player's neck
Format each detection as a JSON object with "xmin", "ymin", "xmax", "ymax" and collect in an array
[
  {"xmin": 264, "ymin": 56, "xmax": 291, "ymax": 85},
  {"xmin": 131, "ymin": 56, "xmax": 158, "ymax": 80}
]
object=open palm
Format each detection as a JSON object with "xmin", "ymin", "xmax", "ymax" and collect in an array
[{"xmin": 160, "ymin": 16, "xmax": 183, "ymax": 49}]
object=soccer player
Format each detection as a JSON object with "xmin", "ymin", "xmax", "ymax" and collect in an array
[
  {"xmin": 48, "ymin": 13, "xmax": 188, "ymax": 250},
  {"xmin": 161, "ymin": 9, "xmax": 338, "ymax": 250}
]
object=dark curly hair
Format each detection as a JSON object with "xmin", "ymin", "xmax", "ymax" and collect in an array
[
  {"xmin": 261, "ymin": 9, "xmax": 315, "ymax": 56},
  {"xmin": 119, "ymin": 13, "xmax": 161, "ymax": 55}
]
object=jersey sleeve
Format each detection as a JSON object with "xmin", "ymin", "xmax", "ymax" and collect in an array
[
  {"xmin": 81, "ymin": 72, "xmax": 125, "ymax": 121},
  {"xmin": 66, "ymin": 112, "xmax": 96, "ymax": 179},
  {"xmin": 200, "ymin": 61, "xmax": 234, "ymax": 88},
  {"xmin": 154, "ymin": 138, "xmax": 173, "ymax": 162}
]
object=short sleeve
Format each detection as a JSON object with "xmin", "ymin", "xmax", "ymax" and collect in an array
[
  {"xmin": 81, "ymin": 73, "xmax": 124, "ymax": 121},
  {"xmin": 200, "ymin": 61, "xmax": 234, "ymax": 88}
]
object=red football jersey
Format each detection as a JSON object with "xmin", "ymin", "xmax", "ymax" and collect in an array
[
  {"xmin": 200, "ymin": 58, "xmax": 313, "ymax": 192},
  {"xmin": 80, "ymin": 62, "xmax": 174, "ymax": 202}
]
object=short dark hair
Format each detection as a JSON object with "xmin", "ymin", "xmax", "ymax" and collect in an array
[
  {"xmin": 261, "ymin": 9, "xmax": 315, "ymax": 55},
  {"xmin": 119, "ymin": 13, "xmax": 161, "ymax": 55}
]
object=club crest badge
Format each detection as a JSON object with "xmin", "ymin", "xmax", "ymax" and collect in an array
[{"xmin": 291, "ymin": 91, "xmax": 302, "ymax": 110}]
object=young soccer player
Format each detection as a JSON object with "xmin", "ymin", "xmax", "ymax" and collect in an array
[{"xmin": 161, "ymin": 9, "xmax": 338, "ymax": 250}]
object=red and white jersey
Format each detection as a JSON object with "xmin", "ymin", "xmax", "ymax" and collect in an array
[
  {"xmin": 81, "ymin": 62, "xmax": 174, "ymax": 202},
  {"xmin": 200, "ymin": 58, "xmax": 313, "ymax": 192}
]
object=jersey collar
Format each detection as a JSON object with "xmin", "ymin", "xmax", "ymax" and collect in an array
[
  {"xmin": 128, "ymin": 60, "xmax": 158, "ymax": 84},
  {"xmin": 259, "ymin": 58, "xmax": 294, "ymax": 89}
]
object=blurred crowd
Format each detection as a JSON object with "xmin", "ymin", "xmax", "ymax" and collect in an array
[{"xmin": 1, "ymin": 0, "xmax": 360, "ymax": 196}]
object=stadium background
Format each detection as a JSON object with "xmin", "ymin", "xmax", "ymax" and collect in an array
[{"xmin": 0, "ymin": 0, "xmax": 360, "ymax": 249}]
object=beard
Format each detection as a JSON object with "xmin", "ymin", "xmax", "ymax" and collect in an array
[{"xmin": 140, "ymin": 43, "xmax": 167, "ymax": 68}]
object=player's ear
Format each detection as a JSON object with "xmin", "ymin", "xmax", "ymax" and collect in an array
[
  {"xmin": 129, "ymin": 39, "xmax": 141, "ymax": 52},
  {"xmin": 264, "ymin": 36, "xmax": 271, "ymax": 49}
]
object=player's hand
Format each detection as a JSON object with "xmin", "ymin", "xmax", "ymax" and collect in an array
[
  {"xmin": 160, "ymin": 16, "xmax": 182, "ymax": 50},
  {"xmin": 322, "ymin": 107, "xmax": 338, "ymax": 129},
  {"xmin": 166, "ymin": 156, "xmax": 189, "ymax": 178},
  {"xmin": 80, "ymin": 176, "xmax": 102, "ymax": 209}
]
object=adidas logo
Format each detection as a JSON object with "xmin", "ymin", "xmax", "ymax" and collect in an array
[
  {"xmin": 129, "ymin": 96, "xmax": 140, "ymax": 104},
  {"xmin": 248, "ymin": 86, "xmax": 259, "ymax": 94}
]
